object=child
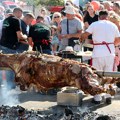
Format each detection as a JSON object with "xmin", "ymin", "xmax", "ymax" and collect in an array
[{"xmin": 51, "ymin": 25, "xmax": 59, "ymax": 55}]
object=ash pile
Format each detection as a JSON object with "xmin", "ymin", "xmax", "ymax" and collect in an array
[{"xmin": 0, "ymin": 105, "xmax": 117, "ymax": 120}]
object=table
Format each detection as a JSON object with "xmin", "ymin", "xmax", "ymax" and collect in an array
[{"xmin": 57, "ymin": 51, "xmax": 92, "ymax": 63}]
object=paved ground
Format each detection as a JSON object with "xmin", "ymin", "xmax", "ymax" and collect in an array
[
  {"xmin": 21, "ymin": 93, "xmax": 119, "ymax": 112},
  {"xmin": 0, "ymin": 86, "xmax": 120, "ymax": 119}
]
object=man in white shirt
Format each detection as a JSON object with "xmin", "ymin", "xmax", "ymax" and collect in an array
[{"xmin": 81, "ymin": 10, "xmax": 120, "ymax": 104}]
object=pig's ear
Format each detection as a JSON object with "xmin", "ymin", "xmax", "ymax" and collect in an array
[{"xmin": 70, "ymin": 64, "xmax": 81, "ymax": 74}]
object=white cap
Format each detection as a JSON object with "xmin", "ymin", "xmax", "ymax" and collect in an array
[
  {"xmin": 65, "ymin": 46, "xmax": 74, "ymax": 51},
  {"xmin": 64, "ymin": 6, "xmax": 76, "ymax": 15}
]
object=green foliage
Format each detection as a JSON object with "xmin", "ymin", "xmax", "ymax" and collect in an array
[
  {"xmin": 26, "ymin": 0, "xmax": 64, "ymax": 6},
  {"xmin": 47, "ymin": 0, "xmax": 64, "ymax": 6}
]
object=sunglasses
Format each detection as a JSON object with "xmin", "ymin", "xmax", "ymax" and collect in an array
[
  {"xmin": 66, "ymin": 3, "xmax": 70, "ymax": 6},
  {"xmin": 54, "ymin": 16, "xmax": 60, "ymax": 18},
  {"xmin": 66, "ymin": 3, "xmax": 69, "ymax": 6}
]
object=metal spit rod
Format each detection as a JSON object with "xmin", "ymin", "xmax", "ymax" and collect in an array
[
  {"xmin": 0, "ymin": 67, "xmax": 120, "ymax": 77},
  {"xmin": 0, "ymin": 67, "xmax": 12, "ymax": 70},
  {"xmin": 96, "ymin": 71, "xmax": 120, "ymax": 77}
]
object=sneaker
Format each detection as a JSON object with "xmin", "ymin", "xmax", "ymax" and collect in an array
[
  {"xmin": 91, "ymin": 99, "xmax": 101, "ymax": 104},
  {"xmin": 117, "ymin": 88, "xmax": 120, "ymax": 93},
  {"xmin": 96, "ymin": 115, "xmax": 111, "ymax": 120},
  {"xmin": 116, "ymin": 82, "xmax": 120, "ymax": 88},
  {"xmin": 105, "ymin": 97, "xmax": 112, "ymax": 105},
  {"xmin": 47, "ymin": 89, "xmax": 58, "ymax": 95}
]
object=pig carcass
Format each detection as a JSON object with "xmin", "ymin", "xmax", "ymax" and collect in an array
[{"xmin": 0, "ymin": 51, "xmax": 118, "ymax": 96}]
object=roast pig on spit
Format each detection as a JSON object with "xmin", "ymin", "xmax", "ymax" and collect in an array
[{"xmin": 0, "ymin": 51, "xmax": 119, "ymax": 96}]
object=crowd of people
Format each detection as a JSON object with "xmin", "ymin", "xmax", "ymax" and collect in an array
[{"xmin": 0, "ymin": 0, "xmax": 120, "ymax": 105}]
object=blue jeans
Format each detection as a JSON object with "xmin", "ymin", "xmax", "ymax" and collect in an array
[
  {"xmin": 16, "ymin": 43, "xmax": 30, "ymax": 53},
  {"xmin": 43, "ymin": 49, "xmax": 52, "ymax": 55},
  {"xmin": 0, "ymin": 45, "xmax": 16, "ymax": 54},
  {"xmin": 0, "ymin": 43, "xmax": 29, "ymax": 54}
]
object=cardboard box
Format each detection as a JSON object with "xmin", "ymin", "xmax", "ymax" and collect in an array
[{"xmin": 57, "ymin": 90, "xmax": 83, "ymax": 106}]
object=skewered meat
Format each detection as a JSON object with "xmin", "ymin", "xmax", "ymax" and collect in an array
[{"xmin": 0, "ymin": 51, "xmax": 118, "ymax": 96}]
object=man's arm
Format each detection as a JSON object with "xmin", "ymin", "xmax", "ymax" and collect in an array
[
  {"xmin": 84, "ymin": 22, "xmax": 89, "ymax": 30},
  {"xmin": 28, "ymin": 37, "xmax": 34, "ymax": 47},
  {"xmin": 12, "ymin": 18, "xmax": 28, "ymax": 41},
  {"xmin": 80, "ymin": 31, "xmax": 91, "ymax": 42},
  {"xmin": 27, "ymin": 26, "xmax": 34, "ymax": 47},
  {"xmin": 16, "ymin": 31, "xmax": 28, "ymax": 40},
  {"xmin": 61, "ymin": 30, "xmax": 83, "ymax": 39},
  {"xmin": 114, "ymin": 37, "xmax": 120, "ymax": 46}
]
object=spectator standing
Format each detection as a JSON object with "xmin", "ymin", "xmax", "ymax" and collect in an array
[
  {"xmin": 113, "ymin": 2, "xmax": 120, "ymax": 16},
  {"xmin": 0, "ymin": 6, "xmax": 5, "ymax": 20},
  {"xmin": 98, "ymin": 4, "xmax": 105, "ymax": 11},
  {"xmin": 81, "ymin": 10, "xmax": 120, "ymax": 104},
  {"xmin": 61, "ymin": 0, "xmax": 74, "ymax": 17},
  {"xmin": 103, "ymin": 1, "xmax": 113, "ymax": 11},
  {"xmin": 108, "ymin": 12, "xmax": 120, "ymax": 88},
  {"xmin": 61, "ymin": 0, "xmax": 83, "ymax": 21},
  {"xmin": 108, "ymin": 11, "xmax": 120, "ymax": 32},
  {"xmin": 51, "ymin": 12, "xmax": 62, "ymax": 30},
  {"xmin": 83, "ymin": 4, "xmax": 98, "ymax": 55},
  {"xmin": 84, "ymin": 5, "xmax": 98, "ymax": 30},
  {"xmin": 40, "ymin": 7, "xmax": 51, "ymax": 26},
  {"xmin": 51, "ymin": 12, "xmax": 62, "ymax": 51},
  {"xmin": 59, "ymin": 5, "xmax": 83, "ymax": 51},
  {"xmin": 51, "ymin": 25, "xmax": 59, "ymax": 55}
]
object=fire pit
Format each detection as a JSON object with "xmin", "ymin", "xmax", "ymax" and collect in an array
[{"xmin": 0, "ymin": 105, "xmax": 117, "ymax": 120}]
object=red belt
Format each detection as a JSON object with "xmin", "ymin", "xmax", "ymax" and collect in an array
[
  {"xmin": 34, "ymin": 39, "xmax": 50, "ymax": 45},
  {"xmin": 93, "ymin": 41, "xmax": 114, "ymax": 53}
]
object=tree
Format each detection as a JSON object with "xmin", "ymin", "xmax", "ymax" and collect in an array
[
  {"xmin": 26, "ymin": 0, "xmax": 64, "ymax": 6},
  {"xmin": 47, "ymin": 0, "xmax": 64, "ymax": 6}
]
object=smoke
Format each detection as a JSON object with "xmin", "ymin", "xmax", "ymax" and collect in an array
[
  {"xmin": 0, "ymin": 71, "xmax": 20, "ymax": 106},
  {"xmin": 77, "ymin": 106, "xmax": 90, "ymax": 114}
]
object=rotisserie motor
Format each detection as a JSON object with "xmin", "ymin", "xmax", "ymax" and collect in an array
[{"xmin": 0, "ymin": 51, "xmax": 118, "ymax": 96}]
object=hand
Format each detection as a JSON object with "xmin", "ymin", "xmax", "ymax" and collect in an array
[
  {"xmin": 79, "ymin": 35, "xmax": 82, "ymax": 42},
  {"xmin": 58, "ymin": 34, "xmax": 71, "ymax": 40},
  {"xmin": 50, "ymin": 36, "xmax": 53, "ymax": 40},
  {"xmin": 58, "ymin": 34, "xmax": 65, "ymax": 40},
  {"xmin": 64, "ymin": 34, "xmax": 71, "ymax": 39},
  {"xmin": 23, "ymin": 34, "xmax": 27, "ymax": 40}
]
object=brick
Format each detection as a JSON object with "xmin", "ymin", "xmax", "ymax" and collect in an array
[{"xmin": 57, "ymin": 90, "xmax": 83, "ymax": 106}]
